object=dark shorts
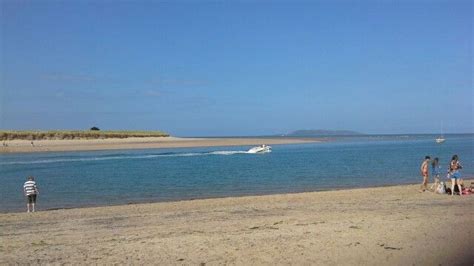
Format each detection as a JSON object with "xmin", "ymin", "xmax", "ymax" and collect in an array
[{"xmin": 27, "ymin": 194, "xmax": 37, "ymax": 204}]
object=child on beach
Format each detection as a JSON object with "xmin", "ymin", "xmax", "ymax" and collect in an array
[
  {"xmin": 448, "ymin": 155, "xmax": 462, "ymax": 196},
  {"xmin": 23, "ymin": 176, "xmax": 39, "ymax": 212},
  {"xmin": 430, "ymin": 157, "xmax": 441, "ymax": 191},
  {"xmin": 420, "ymin": 156, "xmax": 430, "ymax": 192}
]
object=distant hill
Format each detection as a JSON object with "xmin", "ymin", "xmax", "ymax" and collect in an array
[{"xmin": 285, "ymin": 129, "xmax": 364, "ymax": 137}]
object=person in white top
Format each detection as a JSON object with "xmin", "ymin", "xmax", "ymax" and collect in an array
[{"xmin": 23, "ymin": 176, "xmax": 39, "ymax": 212}]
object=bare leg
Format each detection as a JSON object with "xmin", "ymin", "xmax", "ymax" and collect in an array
[
  {"xmin": 451, "ymin": 178, "xmax": 456, "ymax": 196},
  {"xmin": 422, "ymin": 175, "xmax": 428, "ymax": 192},
  {"xmin": 420, "ymin": 175, "xmax": 426, "ymax": 192},
  {"xmin": 32, "ymin": 203, "xmax": 35, "ymax": 212},
  {"xmin": 27, "ymin": 203, "xmax": 31, "ymax": 213},
  {"xmin": 456, "ymin": 180, "xmax": 462, "ymax": 196},
  {"xmin": 430, "ymin": 177, "xmax": 438, "ymax": 191},
  {"xmin": 419, "ymin": 181, "xmax": 425, "ymax": 192},
  {"xmin": 432, "ymin": 177, "xmax": 440, "ymax": 191}
]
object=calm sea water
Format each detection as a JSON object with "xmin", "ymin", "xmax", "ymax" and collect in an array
[{"xmin": 1, "ymin": 135, "xmax": 473, "ymax": 212}]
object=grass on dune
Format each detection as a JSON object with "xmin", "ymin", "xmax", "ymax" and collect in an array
[{"xmin": 0, "ymin": 130, "xmax": 170, "ymax": 140}]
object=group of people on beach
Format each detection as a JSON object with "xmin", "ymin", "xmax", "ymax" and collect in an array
[
  {"xmin": 420, "ymin": 154, "xmax": 470, "ymax": 195},
  {"xmin": 2, "ymin": 141, "xmax": 36, "ymax": 147}
]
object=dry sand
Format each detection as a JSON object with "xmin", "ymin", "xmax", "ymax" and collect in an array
[
  {"xmin": 0, "ymin": 137, "xmax": 318, "ymax": 153},
  {"xmin": 1, "ymin": 182, "xmax": 473, "ymax": 265}
]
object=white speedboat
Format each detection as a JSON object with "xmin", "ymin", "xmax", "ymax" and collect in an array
[{"xmin": 247, "ymin": 144, "xmax": 272, "ymax": 153}]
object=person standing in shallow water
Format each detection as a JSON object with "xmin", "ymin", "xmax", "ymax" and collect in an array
[
  {"xmin": 23, "ymin": 176, "xmax": 39, "ymax": 212},
  {"xmin": 420, "ymin": 156, "xmax": 430, "ymax": 192}
]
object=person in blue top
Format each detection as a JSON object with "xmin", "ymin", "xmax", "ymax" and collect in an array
[{"xmin": 448, "ymin": 155, "xmax": 463, "ymax": 196}]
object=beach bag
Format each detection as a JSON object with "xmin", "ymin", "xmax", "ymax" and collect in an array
[
  {"xmin": 454, "ymin": 185, "xmax": 460, "ymax": 193},
  {"xmin": 446, "ymin": 187, "xmax": 452, "ymax": 195}
]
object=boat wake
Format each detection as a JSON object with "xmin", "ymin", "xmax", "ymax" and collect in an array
[{"xmin": 1, "ymin": 150, "xmax": 259, "ymax": 165}]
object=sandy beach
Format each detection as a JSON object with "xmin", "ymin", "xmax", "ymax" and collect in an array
[
  {"xmin": 1, "ymin": 182, "xmax": 473, "ymax": 265},
  {"xmin": 0, "ymin": 137, "xmax": 318, "ymax": 153}
]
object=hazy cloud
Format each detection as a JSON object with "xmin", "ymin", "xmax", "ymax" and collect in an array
[
  {"xmin": 178, "ymin": 95, "xmax": 216, "ymax": 109},
  {"xmin": 149, "ymin": 77, "xmax": 211, "ymax": 87},
  {"xmin": 164, "ymin": 78, "xmax": 210, "ymax": 86},
  {"xmin": 40, "ymin": 74, "xmax": 99, "ymax": 82},
  {"xmin": 54, "ymin": 91, "xmax": 66, "ymax": 98},
  {"xmin": 144, "ymin": 89, "xmax": 162, "ymax": 97}
]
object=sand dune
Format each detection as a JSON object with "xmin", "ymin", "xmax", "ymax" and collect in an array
[{"xmin": 1, "ymin": 182, "xmax": 473, "ymax": 265}]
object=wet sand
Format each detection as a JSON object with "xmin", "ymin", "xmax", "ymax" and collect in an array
[
  {"xmin": 1, "ymin": 182, "xmax": 473, "ymax": 265},
  {"xmin": 0, "ymin": 137, "xmax": 319, "ymax": 153}
]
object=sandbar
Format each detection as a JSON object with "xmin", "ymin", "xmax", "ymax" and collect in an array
[{"xmin": 0, "ymin": 137, "xmax": 319, "ymax": 153}]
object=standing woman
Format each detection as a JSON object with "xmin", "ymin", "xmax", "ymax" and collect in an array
[
  {"xmin": 430, "ymin": 157, "xmax": 441, "ymax": 191},
  {"xmin": 449, "ymin": 155, "xmax": 463, "ymax": 196},
  {"xmin": 420, "ymin": 156, "xmax": 431, "ymax": 192}
]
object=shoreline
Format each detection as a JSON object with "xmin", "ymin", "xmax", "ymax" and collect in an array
[
  {"xmin": 0, "ymin": 180, "xmax": 454, "ymax": 214},
  {"xmin": 0, "ymin": 136, "xmax": 319, "ymax": 154},
  {"xmin": 2, "ymin": 179, "xmax": 473, "ymax": 214},
  {"xmin": 1, "ymin": 182, "xmax": 473, "ymax": 265}
]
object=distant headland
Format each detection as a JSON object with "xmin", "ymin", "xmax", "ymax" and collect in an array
[{"xmin": 284, "ymin": 129, "xmax": 364, "ymax": 137}]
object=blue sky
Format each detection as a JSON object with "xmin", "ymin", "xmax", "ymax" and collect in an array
[{"xmin": 1, "ymin": 1, "xmax": 472, "ymax": 136}]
